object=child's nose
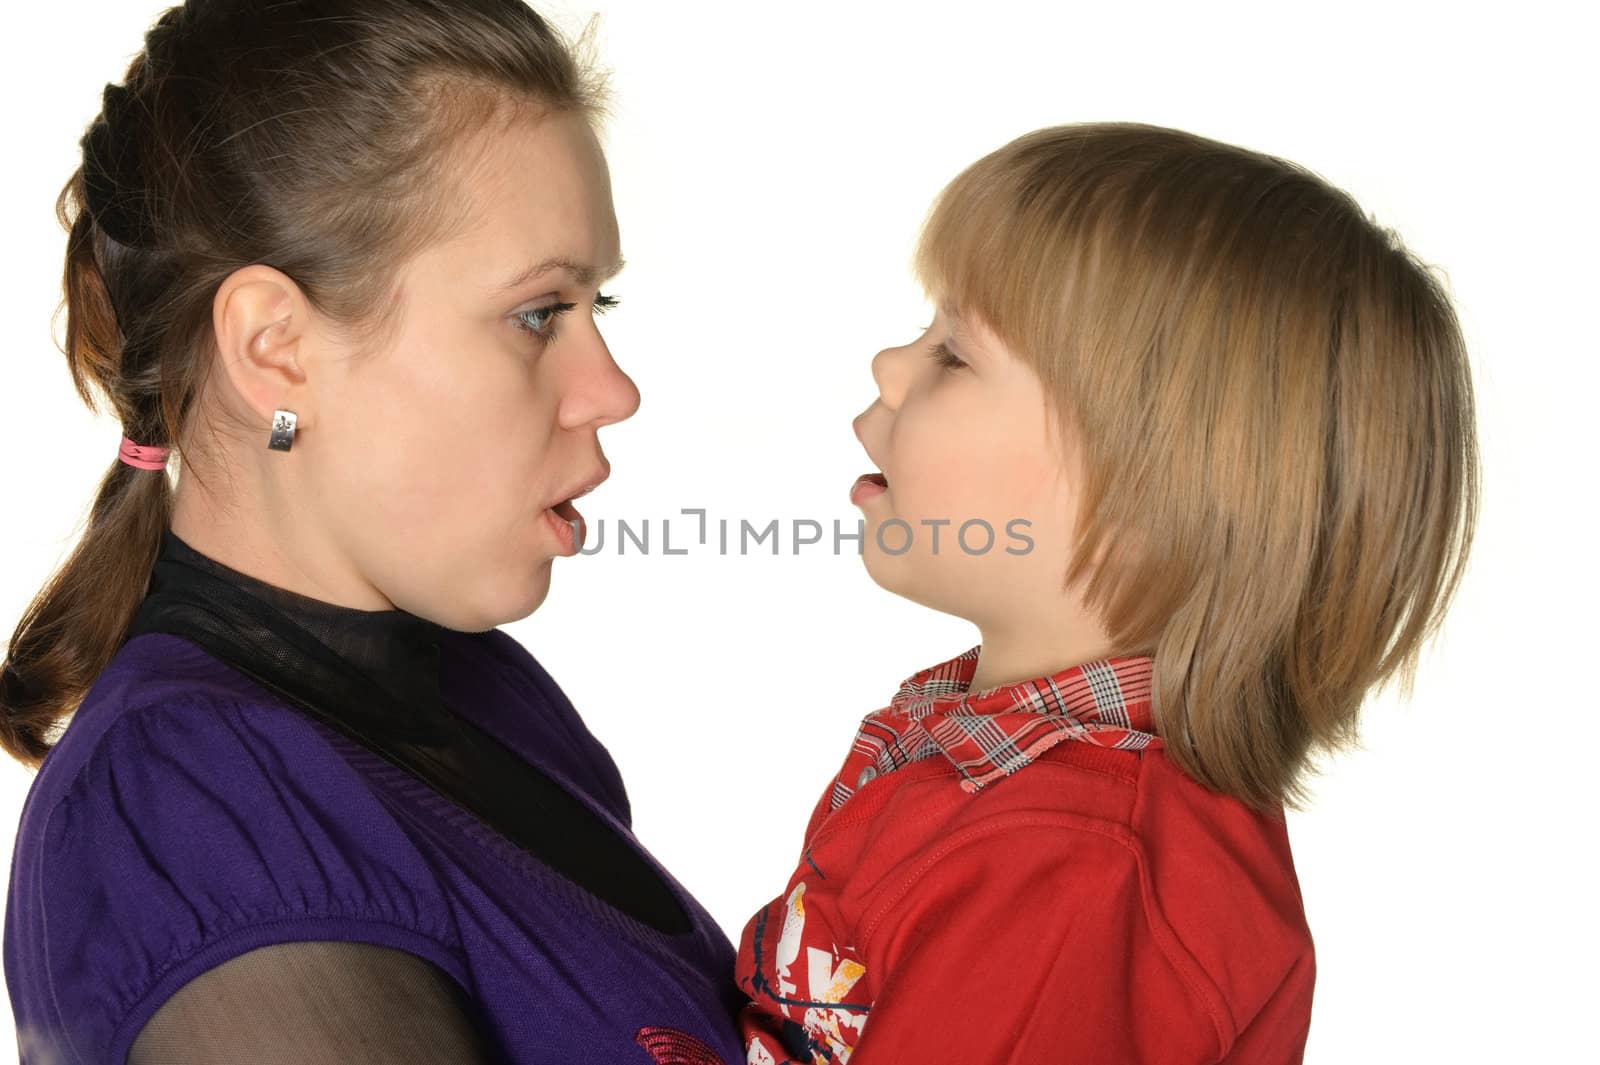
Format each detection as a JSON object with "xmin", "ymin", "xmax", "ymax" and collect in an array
[{"xmin": 869, "ymin": 344, "xmax": 910, "ymax": 408}]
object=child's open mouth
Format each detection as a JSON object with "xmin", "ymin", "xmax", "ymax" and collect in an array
[{"xmin": 850, "ymin": 471, "xmax": 889, "ymax": 505}]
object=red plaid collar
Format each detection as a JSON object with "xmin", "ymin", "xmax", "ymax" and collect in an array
[{"xmin": 829, "ymin": 646, "xmax": 1161, "ymax": 811}]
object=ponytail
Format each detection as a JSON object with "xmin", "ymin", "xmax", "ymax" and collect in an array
[{"xmin": 0, "ymin": 172, "xmax": 175, "ymax": 770}]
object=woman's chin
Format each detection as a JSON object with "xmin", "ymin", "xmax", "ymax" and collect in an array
[
  {"xmin": 523, "ymin": 564, "xmax": 555, "ymax": 609},
  {"xmin": 482, "ymin": 559, "xmax": 554, "ymax": 626}
]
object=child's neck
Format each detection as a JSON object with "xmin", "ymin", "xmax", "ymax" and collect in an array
[{"xmin": 968, "ymin": 625, "xmax": 1121, "ymax": 695}]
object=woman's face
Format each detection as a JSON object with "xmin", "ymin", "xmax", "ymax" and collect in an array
[
  {"xmin": 191, "ymin": 107, "xmax": 637, "ymax": 630},
  {"xmin": 332, "ymin": 109, "xmax": 636, "ymax": 628}
]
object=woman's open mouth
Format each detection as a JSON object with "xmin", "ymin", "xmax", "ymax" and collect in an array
[
  {"xmin": 850, "ymin": 471, "xmax": 889, "ymax": 505},
  {"xmin": 545, "ymin": 497, "xmax": 586, "ymax": 554}
]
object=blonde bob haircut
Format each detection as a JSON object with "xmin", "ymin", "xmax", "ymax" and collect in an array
[{"xmin": 914, "ymin": 122, "xmax": 1480, "ymax": 812}]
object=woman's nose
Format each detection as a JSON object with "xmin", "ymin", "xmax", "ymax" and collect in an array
[{"xmin": 560, "ymin": 336, "xmax": 640, "ymax": 430}]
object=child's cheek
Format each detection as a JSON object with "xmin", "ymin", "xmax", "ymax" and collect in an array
[{"xmin": 933, "ymin": 438, "xmax": 1056, "ymax": 529}]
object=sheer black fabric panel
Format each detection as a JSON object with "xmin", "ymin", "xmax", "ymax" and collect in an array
[{"xmin": 127, "ymin": 941, "xmax": 495, "ymax": 1065}]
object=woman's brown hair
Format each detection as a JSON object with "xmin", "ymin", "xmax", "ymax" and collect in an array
[
  {"xmin": 915, "ymin": 123, "xmax": 1480, "ymax": 812},
  {"xmin": 0, "ymin": 0, "xmax": 609, "ymax": 770}
]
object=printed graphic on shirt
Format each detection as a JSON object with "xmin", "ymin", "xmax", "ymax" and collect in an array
[{"xmin": 740, "ymin": 875, "xmax": 871, "ymax": 1064}]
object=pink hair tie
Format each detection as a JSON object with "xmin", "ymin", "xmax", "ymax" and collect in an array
[{"xmin": 118, "ymin": 435, "xmax": 170, "ymax": 470}]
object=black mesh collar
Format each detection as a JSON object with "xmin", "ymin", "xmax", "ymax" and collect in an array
[{"xmin": 126, "ymin": 528, "xmax": 458, "ymax": 746}]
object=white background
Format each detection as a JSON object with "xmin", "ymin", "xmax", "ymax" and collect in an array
[{"xmin": 2, "ymin": 1, "xmax": 1594, "ymax": 1061}]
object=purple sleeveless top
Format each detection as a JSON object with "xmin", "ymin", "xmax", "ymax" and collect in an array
[{"xmin": 4, "ymin": 626, "xmax": 744, "ymax": 1063}]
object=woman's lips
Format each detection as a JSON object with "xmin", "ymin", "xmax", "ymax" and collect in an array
[
  {"xmin": 542, "ymin": 475, "xmax": 603, "ymax": 556},
  {"xmin": 850, "ymin": 471, "xmax": 889, "ymax": 505},
  {"xmin": 545, "ymin": 498, "xmax": 585, "ymax": 554}
]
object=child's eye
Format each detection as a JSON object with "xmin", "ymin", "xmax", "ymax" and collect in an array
[{"xmin": 927, "ymin": 341, "xmax": 966, "ymax": 370}]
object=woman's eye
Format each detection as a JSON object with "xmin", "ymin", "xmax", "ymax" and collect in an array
[
  {"xmin": 514, "ymin": 293, "xmax": 621, "ymax": 343},
  {"xmin": 515, "ymin": 301, "xmax": 576, "ymax": 340},
  {"xmin": 927, "ymin": 341, "xmax": 966, "ymax": 370}
]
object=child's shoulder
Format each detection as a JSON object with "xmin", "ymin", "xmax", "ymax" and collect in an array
[
  {"xmin": 939, "ymin": 738, "xmax": 1306, "ymax": 912},
  {"xmin": 842, "ymin": 736, "xmax": 1309, "ymax": 951},
  {"xmin": 854, "ymin": 739, "xmax": 1313, "ymax": 1046},
  {"xmin": 882, "ymin": 731, "xmax": 1301, "ymax": 860},
  {"xmin": 807, "ymin": 720, "xmax": 1311, "ymax": 939},
  {"xmin": 806, "ymin": 738, "xmax": 1148, "ymax": 909}
]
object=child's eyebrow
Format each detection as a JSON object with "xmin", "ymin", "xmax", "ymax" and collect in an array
[{"xmin": 941, "ymin": 307, "xmax": 974, "ymax": 344}]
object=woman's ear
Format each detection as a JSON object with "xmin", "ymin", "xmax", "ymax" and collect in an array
[{"xmin": 210, "ymin": 264, "xmax": 312, "ymax": 428}]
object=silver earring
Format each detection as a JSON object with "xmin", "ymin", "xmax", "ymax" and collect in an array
[{"xmin": 268, "ymin": 409, "xmax": 297, "ymax": 452}]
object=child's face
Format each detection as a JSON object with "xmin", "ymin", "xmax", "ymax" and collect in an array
[{"xmin": 850, "ymin": 307, "xmax": 1104, "ymax": 641}]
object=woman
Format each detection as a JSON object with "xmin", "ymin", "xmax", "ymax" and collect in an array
[{"xmin": 0, "ymin": 1, "xmax": 744, "ymax": 1062}]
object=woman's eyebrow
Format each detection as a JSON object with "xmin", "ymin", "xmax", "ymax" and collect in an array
[{"xmin": 494, "ymin": 254, "xmax": 627, "ymax": 292}]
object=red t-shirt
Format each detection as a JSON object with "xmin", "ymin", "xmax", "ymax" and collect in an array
[{"xmin": 734, "ymin": 648, "xmax": 1314, "ymax": 1064}]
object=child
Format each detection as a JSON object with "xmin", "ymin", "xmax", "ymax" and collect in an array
[{"xmin": 734, "ymin": 122, "xmax": 1479, "ymax": 1064}]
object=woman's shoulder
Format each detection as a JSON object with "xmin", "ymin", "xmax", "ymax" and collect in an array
[
  {"xmin": 22, "ymin": 632, "xmax": 360, "ymax": 818},
  {"xmin": 13, "ymin": 631, "xmax": 461, "ymax": 925},
  {"xmin": 16, "ymin": 632, "xmax": 306, "ymax": 816},
  {"xmin": 6, "ymin": 632, "xmax": 467, "ymax": 1065}
]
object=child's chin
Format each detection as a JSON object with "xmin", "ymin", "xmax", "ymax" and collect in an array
[
  {"xmin": 859, "ymin": 548, "xmax": 947, "ymax": 613},
  {"xmin": 857, "ymin": 543, "xmax": 904, "ymax": 593}
]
